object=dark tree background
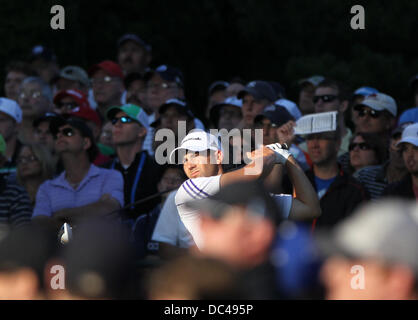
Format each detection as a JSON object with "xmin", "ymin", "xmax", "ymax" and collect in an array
[{"xmin": 1, "ymin": 0, "xmax": 417, "ymax": 119}]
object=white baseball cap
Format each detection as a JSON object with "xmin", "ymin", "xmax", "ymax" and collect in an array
[
  {"xmin": 169, "ymin": 129, "xmax": 222, "ymax": 164},
  {"xmin": 0, "ymin": 98, "xmax": 22, "ymax": 123},
  {"xmin": 358, "ymin": 92, "xmax": 397, "ymax": 117},
  {"xmin": 397, "ymin": 122, "xmax": 418, "ymax": 147}
]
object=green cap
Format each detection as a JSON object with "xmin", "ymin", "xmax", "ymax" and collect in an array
[
  {"xmin": 106, "ymin": 104, "xmax": 149, "ymax": 128},
  {"xmin": 0, "ymin": 134, "xmax": 6, "ymax": 156}
]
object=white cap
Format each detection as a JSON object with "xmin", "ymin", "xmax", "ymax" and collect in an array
[
  {"xmin": 397, "ymin": 122, "xmax": 418, "ymax": 147},
  {"xmin": 359, "ymin": 92, "xmax": 397, "ymax": 117},
  {"xmin": 222, "ymin": 96, "xmax": 242, "ymax": 108},
  {"xmin": 0, "ymin": 98, "xmax": 22, "ymax": 123},
  {"xmin": 169, "ymin": 129, "xmax": 222, "ymax": 163}
]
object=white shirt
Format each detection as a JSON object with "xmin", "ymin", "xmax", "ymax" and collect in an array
[
  {"xmin": 175, "ymin": 175, "xmax": 293, "ymax": 249},
  {"xmin": 152, "ymin": 191, "xmax": 193, "ymax": 248}
]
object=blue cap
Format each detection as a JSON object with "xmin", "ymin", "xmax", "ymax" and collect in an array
[
  {"xmin": 354, "ymin": 86, "xmax": 379, "ymax": 97},
  {"xmin": 117, "ymin": 33, "xmax": 151, "ymax": 52}
]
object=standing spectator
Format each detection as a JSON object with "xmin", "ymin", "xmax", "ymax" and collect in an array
[
  {"xmin": 54, "ymin": 66, "xmax": 90, "ymax": 95},
  {"xmin": 28, "ymin": 45, "xmax": 59, "ymax": 86},
  {"xmin": 17, "ymin": 77, "xmax": 53, "ymax": 143},
  {"xmin": 106, "ymin": 104, "xmax": 163, "ymax": 221},
  {"xmin": 16, "ymin": 143, "xmax": 55, "ymax": 205},
  {"xmin": 354, "ymin": 123, "xmax": 409, "ymax": 200},
  {"xmin": 349, "ymin": 86, "xmax": 379, "ymax": 129},
  {"xmin": 209, "ymin": 96, "xmax": 242, "ymax": 131},
  {"xmin": 383, "ymin": 122, "xmax": 418, "ymax": 199},
  {"xmin": 305, "ymin": 129, "xmax": 369, "ymax": 229},
  {"xmin": 32, "ymin": 112, "xmax": 59, "ymax": 153},
  {"xmin": 0, "ymin": 98, "xmax": 23, "ymax": 175},
  {"xmin": 0, "ymin": 134, "xmax": 32, "ymax": 232},
  {"xmin": 297, "ymin": 75, "xmax": 324, "ymax": 115},
  {"xmin": 89, "ymin": 60, "xmax": 125, "ymax": 117},
  {"xmin": 4, "ymin": 61, "xmax": 36, "ymax": 102},
  {"xmin": 124, "ymin": 72, "xmax": 146, "ymax": 107},
  {"xmin": 349, "ymin": 132, "xmax": 387, "ymax": 175},
  {"xmin": 117, "ymin": 33, "xmax": 152, "ymax": 75},
  {"xmin": 32, "ymin": 117, "xmax": 124, "ymax": 230},
  {"xmin": 238, "ymin": 80, "xmax": 276, "ymax": 129},
  {"xmin": 206, "ymin": 80, "xmax": 229, "ymax": 118}
]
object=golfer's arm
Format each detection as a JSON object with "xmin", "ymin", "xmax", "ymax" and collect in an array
[{"xmin": 286, "ymin": 156, "xmax": 321, "ymax": 220}]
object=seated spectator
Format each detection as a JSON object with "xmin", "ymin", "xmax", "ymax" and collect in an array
[
  {"xmin": 383, "ymin": 122, "xmax": 418, "ymax": 200},
  {"xmin": 349, "ymin": 86, "xmax": 379, "ymax": 129},
  {"xmin": 89, "ymin": 60, "xmax": 125, "ymax": 117},
  {"xmin": 0, "ymin": 98, "xmax": 23, "ymax": 175},
  {"xmin": 17, "ymin": 77, "xmax": 53, "ymax": 143},
  {"xmin": 28, "ymin": 45, "xmax": 59, "ymax": 86},
  {"xmin": 209, "ymin": 96, "xmax": 242, "ymax": 131},
  {"xmin": 117, "ymin": 33, "xmax": 152, "ymax": 75},
  {"xmin": 348, "ymin": 132, "xmax": 388, "ymax": 175},
  {"xmin": 4, "ymin": 61, "xmax": 36, "ymax": 102},
  {"xmin": 297, "ymin": 75, "xmax": 324, "ymax": 115},
  {"xmin": 32, "ymin": 116, "xmax": 124, "ymax": 232},
  {"xmin": 16, "ymin": 143, "xmax": 55, "ymax": 205},
  {"xmin": 238, "ymin": 80, "xmax": 276, "ymax": 129},
  {"xmin": 131, "ymin": 164, "xmax": 186, "ymax": 259},
  {"xmin": 304, "ymin": 129, "xmax": 369, "ymax": 229},
  {"xmin": 354, "ymin": 123, "xmax": 409, "ymax": 200},
  {"xmin": 0, "ymin": 134, "xmax": 32, "ymax": 233},
  {"xmin": 105, "ymin": 104, "xmax": 162, "ymax": 220},
  {"xmin": 318, "ymin": 199, "xmax": 418, "ymax": 300}
]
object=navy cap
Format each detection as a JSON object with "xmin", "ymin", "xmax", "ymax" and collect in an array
[
  {"xmin": 254, "ymin": 105, "xmax": 294, "ymax": 127},
  {"xmin": 208, "ymin": 80, "xmax": 229, "ymax": 95},
  {"xmin": 29, "ymin": 45, "xmax": 57, "ymax": 62},
  {"xmin": 268, "ymin": 81, "xmax": 286, "ymax": 99},
  {"xmin": 32, "ymin": 111, "xmax": 60, "ymax": 128},
  {"xmin": 144, "ymin": 65, "xmax": 184, "ymax": 87},
  {"xmin": 117, "ymin": 33, "xmax": 151, "ymax": 52},
  {"xmin": 237, "ymin": 80, "xmax": 276, "ymax": 102},
  {"xmin": 151, "ymin": 98, "xmax": 194, "ymax": 128}
]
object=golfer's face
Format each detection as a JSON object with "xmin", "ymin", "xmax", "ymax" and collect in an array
[{"xmin": 182, "ymin": 150, "xmax": 219, "ymax": 179}]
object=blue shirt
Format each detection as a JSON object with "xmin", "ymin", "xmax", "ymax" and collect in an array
[
  {"xmin": 32, "ymin": 164, "xmax": 124, "ymax": 218},
  {"xmin": 314, "ymin": 175, "xmax": 336, "ymax": 199}
]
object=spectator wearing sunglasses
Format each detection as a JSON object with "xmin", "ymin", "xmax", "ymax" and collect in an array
[
  {"xmin": 31, "ymin": 117, "xmax": 124, "ymax": 232},
  {"xmin": 305, "ymin": 129, "xmax": 369, "ymax": 230},
  {"xmin": 383, "ymin": 122, "xmax": 418, "ymax": 200},
  {"xmin": 348, "ymin": 132, "xmax": 388, "ymax": 175},
  {"xmin": 105, "ymin": 104, "xmax": 163, "ymax": 222},
  {"xmin": 88, "ymin": 61, "xmax": 125, "ymax": 118},
  {"xmin": 349, "ymin": 86, "xmax": 379, "ymax": 130},
  {"xmin": 353, "ymin": 123, "xmax": 409, "ymax": 200},
  {"xmin": 16, "ymin": 143, "xmax": 55, "ymax": 205},
  {"xmin": 354, "ymin": 92, "xmax": 397, "ymax": 136}
]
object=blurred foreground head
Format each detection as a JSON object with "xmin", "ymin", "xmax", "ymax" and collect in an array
[{"xmin": 318, "ymin": 199, "xmax": 418, "ymax": 300}]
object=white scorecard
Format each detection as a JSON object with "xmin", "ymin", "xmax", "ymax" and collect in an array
[{"xmin": 294, "ymin": 111, "xmax": 337, "ymax": 135}]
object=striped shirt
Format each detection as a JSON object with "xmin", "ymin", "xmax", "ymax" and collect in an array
[
  {"xmin": 0, "ymin": 174, "xmax": 32, "ymax": 230},
  {"xmin": 353, "ymin": 165, "xmax": 388, "ymax": 200},
  {"xmin": 32, "ymin": 164, "xmax": 124, "ymax": 218}
]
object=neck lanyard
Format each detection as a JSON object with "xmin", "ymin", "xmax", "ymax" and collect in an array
[{"xmin": 112, "ymin": 152, "xmax": 147, "ymax": 208}]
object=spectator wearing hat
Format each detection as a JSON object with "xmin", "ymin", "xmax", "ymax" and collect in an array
[
  {"xmin": 89, "ymin": 60, "xmax": 125, "ymax": 118},
  {"xmin": 354, "ymin": 123, "xmax": 409, "ymax": 200},
  {"xmin": 151, "ymin": 99, "xmax": 196, "ymax": 153},
  {"xmin": 105, "ymin": 104, "xmax": 163, "ymax": 221},
  {"xmin": 205, "ymin": 80, "xmax": 229, "ymax": 119},
  {"xmin": 318, "ymin": 199, "xmax": 418, "ymax": 300},
  {"xmin": 305, "ymin": 128, "xmax": 369, "ymax": 230},
  {"xmin": 349, "ymin": 86, "xmax": 379, "ymax": 129},
  {"xmin": 297, "ymin": 75, "xmax": 324, "ymax": 115},
  {"xmin": 275, "ymin": 98, "xmax": 302, "ymax": 121},
  {"xmin": 354, "ymin": 92, "xmax": 397, "ymax": 136},
  {"xmin": 28, "ymin": 45, "xmax": 60, "ymax": 86},
  {"xmin": 209, "ymin": 96, "xmax": 242, "ymax": 131},
  {"xmin": 383, "ymin": 122, "xmax": 418, "ymax": 200},
  {"xmin": 225, "ymin": 78, "xmax": 246, "ymax": 98},
  {"xmin": 238, "ymin": 80, "xmax": 277, "ymax": 129},
  {"xmin": 0, "ymin": 97, "xmax": 23, "ymax": 175},
  {"xmin": 17, "ymin": 77, "xmax": 53, "ymax": 143},
  {"xmin": 397, "ymin": 76, "xmax": 418, "ymax": 125},
  {"xmin": 117, "ymin": 33, "xmax": 152, "ymax": 75},
  {"xmin": 0, "ymin": 134, "xmax": 32, "ymax": 233},
  {"xmin": 54, "ymin": 66, "xmax": 90, "ymax": 95},
  {"xmin": 4, "ymin": 61, "xmax": 36, "ymax": 102},
  {"xmin": 32, "ymin": 116, "xmax": 124, "ymax": 230}
]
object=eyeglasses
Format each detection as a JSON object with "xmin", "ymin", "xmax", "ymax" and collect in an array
[
  {"xmin": 313, "ymin": 95, "xmax": 338, "ymax": 103},
  {"xmin": 55, "ymin": 102, "xmax": 79, "ymax": 111},
  {"xmin": 91, "ymin": 76, "xmax": 115, "ymax": 85},
  {"xmin": 17, "ymin": 155, "xmax": 39, "ymax": 165},
  {"xmin": 354, "ymin": 105, "xmax": 382, "ymax": 118},
  {"xmin": 111, "ymin": 116, "xmax": 134, "ymax": 125},
  {"xmin": 349, "ymin": 142, "xmax": 373, "ymax": 151},
  {"xmin": 19, "ymin": 91, "xmax": 42, "ymax": 99},
  {"xmin": 147, "ymin": 82, "xmax": 176, "ymax": 90},
  {"xmin": 54, "ymin": 127, "xmax": 75, "ymax": 139}
]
